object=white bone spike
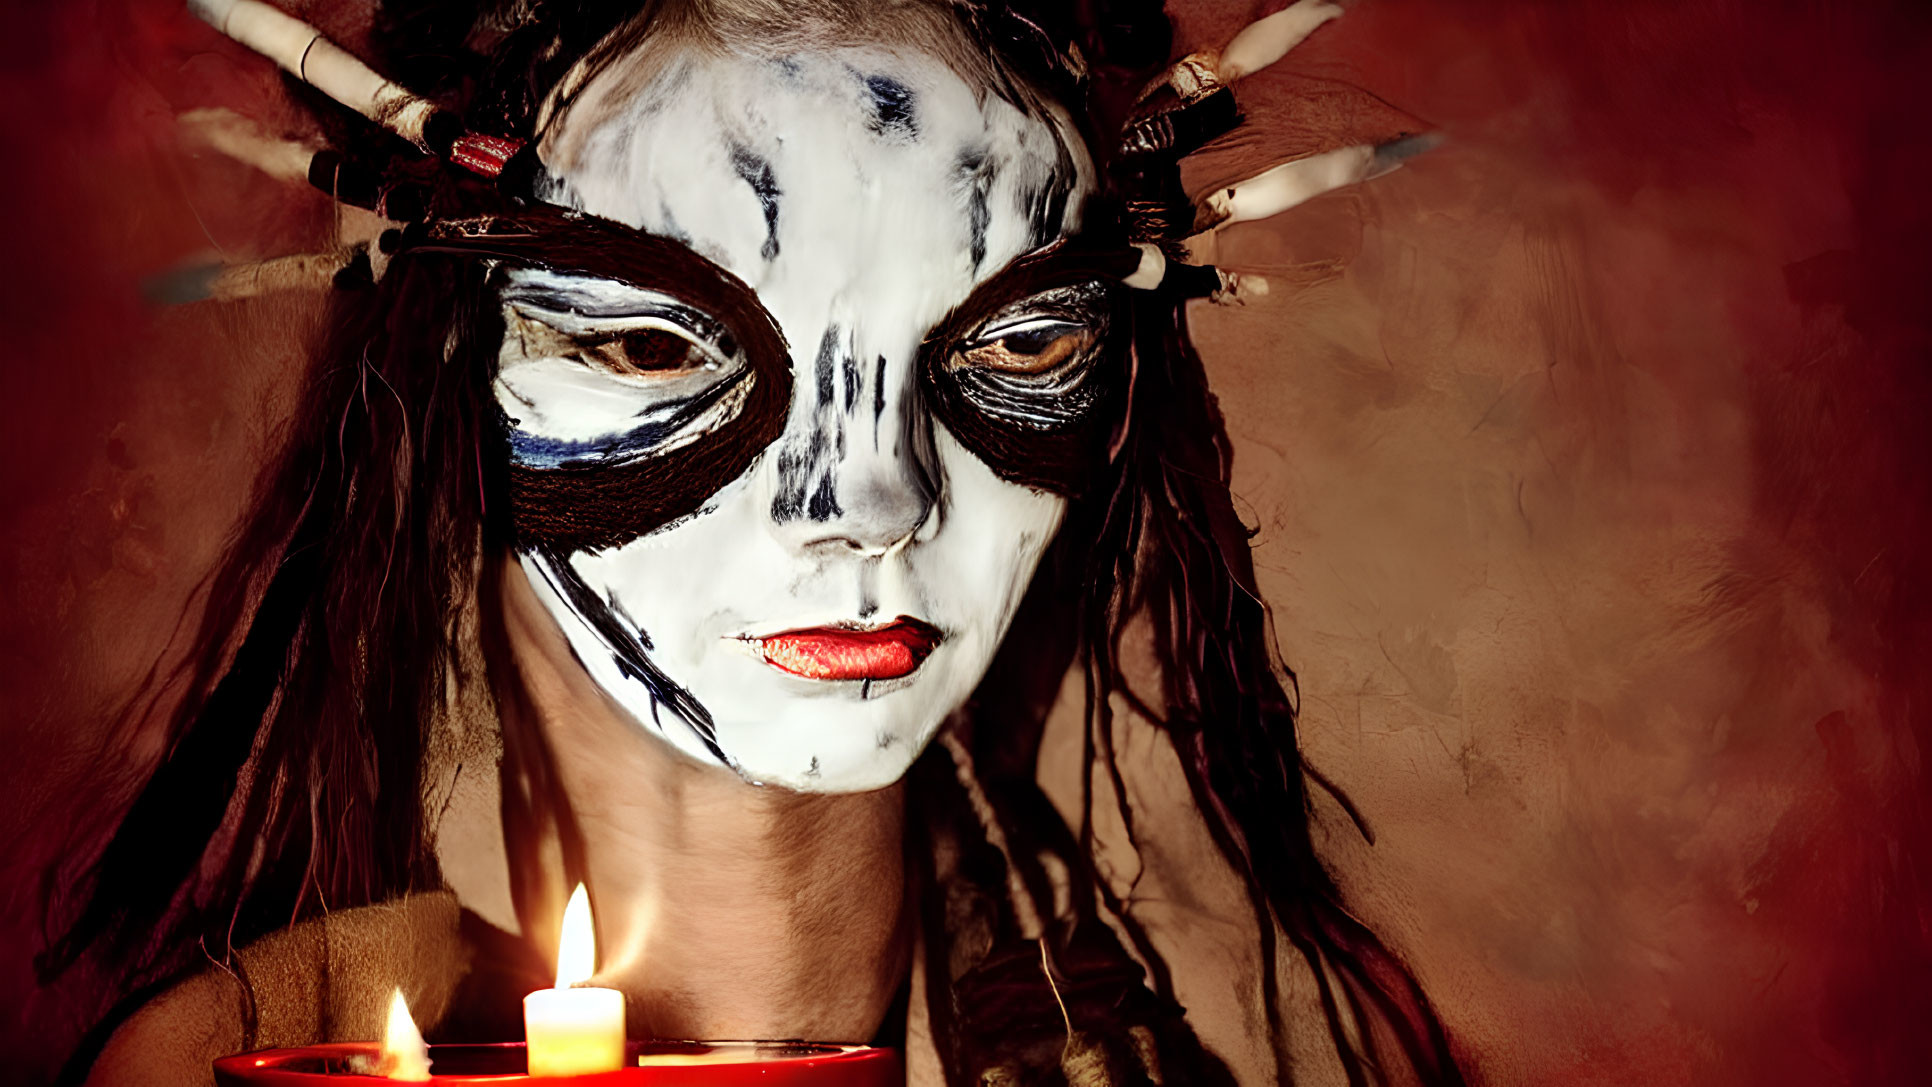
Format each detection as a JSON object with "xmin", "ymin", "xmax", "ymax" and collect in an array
[
  {"xmin": 1200, "ymin": 143, "xmax": 1376, "ymax": 229},
  {"xmin": 188, "ymin": 0, "xmax": 436, "ymax": 149},
  {"xmin": 208, "ymin": 250, "xmax": 359, "ymax": 299},
  {"xmin": 1211, "ymin": 270, "xmax": 1269, "ymax": 306},
  {"xmin": 178, "ymin": 107, "xmax": 317, "ymax": 182},
  {"xmin": 146, "ymin": 249, "xmax": 364, "ymax": 305},
  {"xmin": 1217, "ymin": 0, "xmax": 1345, "ymax": 83},
  {"xmin": 1124, "ymin": 243, "xmax": 1168, "ymax": 290},
  {"xmin": 1141, "ymin": 0, "xmax": 1343, "ymax": 104},
  {"xmin": 1193, "ymin": 133, "xmax": 1441, "ymax": 234}
]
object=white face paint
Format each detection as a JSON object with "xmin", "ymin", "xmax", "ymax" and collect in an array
[{"xmin": 495, "ymin": 44, "xmax": 1106, "ymax": 791}]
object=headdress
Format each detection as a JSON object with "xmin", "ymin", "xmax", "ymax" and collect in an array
[{"xmin": 168, "ymin": 0, "xmax": 1433, "ymax": 308}]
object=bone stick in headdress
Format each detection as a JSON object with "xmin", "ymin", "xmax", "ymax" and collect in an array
[
  {"xmin": 1217, "ymin": 0, "xmax": 1344, "ymax": 82},
  {"xmin": 1172, "ymin": 132, "xmax": 1437, "ymax": 305},
  {"xmin": 1116, "ymin": 240, "xmax": 1266, "ymax": 307},
  {"xmin": 1125, "ymin": 0, "xmax": 1349, "ymax": 175},
  {"xmin": 178, "ymin": 107, "xmax": 319, "ymax": 183},
  {"xmin": 186, "ymin": 0, "xmax": 521, "ymax": 177},
  {"xmin": 1170, "ymin": 136, "xmax": 1440, "ymax": 307},
  {"xmin": 1145, "ymin": 0, "xmax": 1343, "ymax": 102},
  {"xmin": 1122, "ymin": 2, "xmax": 1380, "ymax": 304},
  {"xmin": 1121, "ymin": 2, "xmax": 1442, "ymax": 304},
  {"xmin": 1192, "ymin": 133, "xmax": 1440, "ymax": 236},
  {"xmin": 189, "ymin": 0, "xmax": 437, "ymax": 148},
  {"xmin": 181, "ymin": 104, "xmax": 406, "ymax": 214},
  {"xmin": 145, "ymin": 247, "xmax": 371, "ymax": 306}
]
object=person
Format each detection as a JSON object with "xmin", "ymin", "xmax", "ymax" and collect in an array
[{"xmin": 41, "ymin": 1, "xmax": 1462, "ymax": 1084}]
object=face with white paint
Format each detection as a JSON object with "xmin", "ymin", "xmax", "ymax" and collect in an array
[{"xmin": 492, "ymin": 36, "xmax": 1123, "ymax": 791}]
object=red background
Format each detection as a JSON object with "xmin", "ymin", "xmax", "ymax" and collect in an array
[{"xmin": 2, "ymin": 1, "xmax": 1929, "ymax": 1083}]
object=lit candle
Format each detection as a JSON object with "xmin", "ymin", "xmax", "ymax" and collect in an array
[
  {"xmin": 376, "ymin": 989, "xmax": 431, "ymax": 1081},
  {"xmin": 523, "ymin": 884, "xmax": 626, "ymax": 1077}
]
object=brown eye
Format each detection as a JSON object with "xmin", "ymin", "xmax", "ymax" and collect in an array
[
  {"xmin": 505, "ymin": 306, "xmax": 733, "ymax": 380},
  {"xmin": 577, "ymin": 329, "xmax": 715, "ymax": 376},
  {"xmin": 961, "ymin": 324, "xmax": 1094, "ymax": 375}
]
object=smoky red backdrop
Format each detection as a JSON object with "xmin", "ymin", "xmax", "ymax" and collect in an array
[{"xmin": 3, "ymin": 1, "xmax": 1928, "ymax": 1084}]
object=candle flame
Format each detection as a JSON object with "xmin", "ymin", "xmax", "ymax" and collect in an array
[
  {"xmin": 556, "ymin": 883, "xmax": 597, "ymax": 988},
  {"xmin": 378, "ymin": 988, "xmax": 432, "ymax": 1081}
]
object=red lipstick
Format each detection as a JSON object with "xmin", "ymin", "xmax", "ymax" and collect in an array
[{"xmin": 753, "ymin": 617, "xmax": 942, "ymax": 681}]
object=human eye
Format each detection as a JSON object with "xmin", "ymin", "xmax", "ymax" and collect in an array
[
  {"xmin": 542, "ymin": 321, "xmax": 728, "ymax": 378},
  {"xmin": 947, "ymin": 281, "xmax": 1113, "ymax": 383},
  {"xmin": 919, "ymin": 274, "xmax": 1127, "ymax": 494},
  {"xmin": 494, "ymin": 269, "xmax": 760, "ymax": 468},
  {"xmin": 958, "ymin": 316, "xmax": 1095, "ymax": 375},
  {"xmin": 500, "ymin": 271, "xmax": 744, "ymax": 385}
]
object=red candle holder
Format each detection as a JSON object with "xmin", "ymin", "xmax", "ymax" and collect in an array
[{"xmin": 213, "ymin": 1041, "xmax": 901, "ymax": 1085}]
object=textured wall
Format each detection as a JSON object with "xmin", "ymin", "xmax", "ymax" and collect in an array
[
  {"xmin": 1172, "ymin": 2, "xmax": 1932, "ymax": 1082},
  {"xmin": 3, "ymin": 1, "xmax": 1929, "ymax": 1083}
]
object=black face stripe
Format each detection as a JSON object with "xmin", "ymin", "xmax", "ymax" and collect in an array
[
  {"xmin": 1021, "ymin": 133, "xmax": 1080, "ymax": 250},
  {"xmin": 798, "ymin": 410, "xmax": 843, "ymax": 523},
  {"xmin": 769, "ymin": 442, "xmax": 811, "ymax": 520},
  {"xmin": 872, "ymin": 354, "xmax": 888, "ymax": 444},
  {"xmin": 418, "ymin": 209, "xmax": 794, "ymax": 554},
  {"xmin": 528, "ymin": 544, "xmax": 731, "ymax": 767},
  {"xmin": 955, "ymin": 150, "xmax": 993, "ymax": 271},
  {"xmin": 730, "ymin": 144, "xmax": 782, "ymax": 261},
  {"xmin": 971, "ymin": 185, "xmax": 992, "ymax": 269},
  {"xmin": 814, "ymin": 325, "xmax": 838, "ymax": 405},
  {"xmin": 771, "ymin": 325, "xmax": 848, "ymax": 523},
  {"xmin": 807, "ymin": 470, "xmax": 841, "ymax": 521},
  {"xmin": 770, "ymin": 445, "xmax": 809, "ymax": 520},
  {"xmin": 1023, "ymin": 168, "xmax": 1075, "ymax": 250},
  {"xmin": 861, "ymin": 74, "xmax": 918, "ymax": 138},
  {"xmin": 842, "ymin": 354, "xmax": 862, "ymax": 413}
]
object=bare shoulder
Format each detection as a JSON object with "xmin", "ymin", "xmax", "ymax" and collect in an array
[{"xmin": 85, "ymin": 893, "xmax": 467, "ymax": 1087}]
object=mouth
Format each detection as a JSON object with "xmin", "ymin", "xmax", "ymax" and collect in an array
[{"xmin": 747, "ymin": 617, "xmax": 944, "ymax": 681}]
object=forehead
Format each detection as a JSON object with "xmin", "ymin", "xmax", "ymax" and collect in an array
[{"xmin": 539, "ymin": 45, "xmax": 1090, "ymax": 344}]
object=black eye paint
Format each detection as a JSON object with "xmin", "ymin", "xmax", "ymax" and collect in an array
[
  {"xmin": 954, "ymin": 150, "xmax": 993, "ymax": 271},
  {"xmin": 920, "ymin": 243, "xmax": 1142, "ymax": 495},
  {"xmin": 415, "ymin": 209, "xmax": 793, "ymax": 553},
  {"xmin": 502, "ymin": 366, "xmax": 752, "ymax": 469},
  {"xmin": 729, "ymin": 145, "xmax": 782, "ymax": 262},
  {"xmin": 861, "ymin": 73, "xmax": 919, "ymax": 139}
]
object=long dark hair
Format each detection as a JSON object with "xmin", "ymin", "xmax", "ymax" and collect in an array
[{"xmin": 43, "ymin": 3, "xmax": 1462, "ymax": 1084}]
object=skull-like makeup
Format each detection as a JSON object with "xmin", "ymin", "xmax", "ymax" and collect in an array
[{"xmin": 491, "ymin": 44, "xmax": 1124, "ymax": 791}]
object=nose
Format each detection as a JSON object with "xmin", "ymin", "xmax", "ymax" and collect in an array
[{"xmin": 766, "ymin": 330, "xmax": 937, "ymax": 555}]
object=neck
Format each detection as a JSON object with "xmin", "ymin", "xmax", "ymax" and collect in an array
[{"xmin": 483, "ymin": 557, "xmax": 911, "ymax": 1042}]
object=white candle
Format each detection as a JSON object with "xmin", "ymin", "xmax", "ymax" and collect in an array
[{"xmin": 524, "ymin": 884, "xmax": 627, "ymax": 1077}]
